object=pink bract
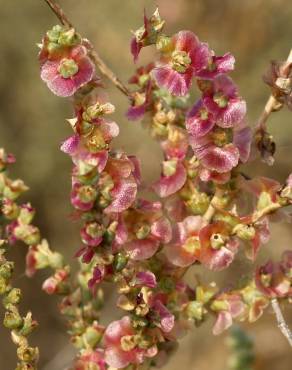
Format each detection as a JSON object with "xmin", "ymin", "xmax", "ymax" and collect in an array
[
  {"xmin": 104, "ymin": 316, "xmax": 157, "ymax": 368},
  {"xmin": 165, "ymin": 216, "xmax": 203, "ymax": 267},
  {"xmin": 152, "ymin": 31, "xmax": 210, "ymax": 96},
  {"xmin": 199, "ymin": 222, "xmax": 239, "ymax": 271},
  {"xmin": 153, "ymin": 161, "xmax": 187, "ymax": 198},
  {"xmin": 41, "ymin": 45, "xmax": 95, "ymax": 97},
  {"xmin": 203, "ymin": 75, "xmax": 246, "ymax": 128}
]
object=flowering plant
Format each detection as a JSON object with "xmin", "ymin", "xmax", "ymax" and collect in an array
[{"xmin": 1, "ymin": 1, "xmax": 292, "ymax": 369}]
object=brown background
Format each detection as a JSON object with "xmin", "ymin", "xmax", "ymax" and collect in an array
[{"xmin": 0, "ymin": 0, "xmax": 292, "ymax": 369}]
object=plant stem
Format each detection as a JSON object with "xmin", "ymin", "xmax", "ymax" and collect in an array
[
  {"xmin": 44, "ymin": 0, "xmax": 72, "ymax": 27},
  {"xmin": 203, "ymin": 188, "xmax": 225, "ymax": 223},
  {"xmin": 271, "ymin": 298, "xmax": 292, "ymax": 347},
  {"xmin": 43, "ymin": 0, "xmax": 133, "ymax": 99}
]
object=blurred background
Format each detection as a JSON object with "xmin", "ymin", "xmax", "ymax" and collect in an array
[{"xmin": 0, "ymin": 0, "xmax": 292, "ymax": 368}]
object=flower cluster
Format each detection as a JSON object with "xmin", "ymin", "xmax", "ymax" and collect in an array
[{"xmin": 32, "ymin": 8, "xmax": 292, "ymax": 370}]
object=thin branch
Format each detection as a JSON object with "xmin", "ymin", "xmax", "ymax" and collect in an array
[
  {"xmin": 43, "ymin": 0, "xmax": 133, "ymax": 99},
  {"xmin": 203, "ymin": 188, "xmax": 225, "ymax": 223},
  {"xmin": 271, "ymin": 298, "xmax": 292, "ymax": 347},
  {"xmin": 44, "ymin": 0, "xmax": 72, "ymax": 27}
]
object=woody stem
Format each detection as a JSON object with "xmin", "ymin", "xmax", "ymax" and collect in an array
[
  {"xmin": 271, "ymin": 298, "xmax": 292, "ymax": 347},
  {"xmin": 43, "ymin": 0, "xmax": 133, "ymax": 99}
]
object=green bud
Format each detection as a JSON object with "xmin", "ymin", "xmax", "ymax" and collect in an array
[
  {"xmin": 156, "ymin": 35, "xmax": 172, "ymax": 52},
  {"xmin": 4, "ymin": 307, "xmax": 23, "ymax": 329},
  {"xmin": 3, "ymin": 288, "xmax": 21, "ymax": 308},
  {"xmin": 159, "ymin": 276, "xmax": 175, "ymax": 293},
  {"xmin": 58, "ymin": 58, "xmax": 79, "ymax": 79},
  {"xmin": 18, "ymin": 312, "xmax": 38, "ymax": 336},
  {"xmin": 213, "ymin": 92, "xmax": 228, "ymax": 108},
  {"xmin": 0, "ymin": 276, "xmax": 8, "ymax": 295},
  {"xmin": 17, "ymin": 345, "xmax": 39, "ymax": 363},
  {"xmin": 1, "ymin": 201, "xmax": 19, "ymax": 220},
  {"xmin": 47, "ymin": 25, "xmax": 63, "ymax": 42},
  {"xmin": 162, "ymin": 159, "xmax": 177, "ymax": 177},
  {"xmin": 210, "ymin": 300, "xmax": 229, "ymax": 312},
  {"xmin": 113, "ymin": 253, "xmax": 128, "ymax": 272},
  {"xmin": 135, "ymin": 224, "xmax": 151, "ymax": 239},
  {"xmin": 82, "ymin": 325, "xmax": 103, "ymax": 349},
  {"xmin": 18, "ymin": 205, "xmax": 35, "ymax": 224},
  {"xmin": 14, "ymin": 225, "xmax": 41, "ymax": 245},
  {"xmin": 0, "ymin": 261, "xmax": 14, "ymax": 279},
  {"xmin": 233, "ymin": 224, "xmax": 256, "ymax": 241},
  {"xmin": 257, "ymin": 191, "xmax": 273, "ymax": 211},
  {"xmin": 58, "ymin": 28, "xmax": 81, "ymax": 46}
]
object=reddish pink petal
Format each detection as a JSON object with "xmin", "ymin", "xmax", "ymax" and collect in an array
[
  {"xmin": 47, "ymin": 73, "xmax": 77, "ymax": 97},
  {"xmin": 136, "ymin": 199, "xmax": 162, "ymax": 212},
  {"xmin": 213, "ymin": 311, "xmax": 233, "ymax": 335},
  {"xmin": 125, "ymin": 239, "xmax": 159, "ymax": 260},
  {"xmin": 128, "ymin": 155, "xmax": 142, "ymax": 184},
  {"xmin": 199, "ymin": 168, "xmax": 231, "ymax": 184},
  {"xmin": 40, "ymin": 60, "xmax": 59, "ymax": 83},
  {"xmin": 127, "ymin": 104, "xmax": 146, "ymax": 120},
  {"xmin": 135, "ymin": 271, "xmax": 157, "ymax": 288},
  {"xmin": 189, "ymin": 42, "xmax": 211, "ymax": 74},
  {"xmin": 105, "ymin": 177, "xmax": 137, "ymax": 214},
  {"xmin": 105, "ymin": 347, "xmax": 131, "ymax": 369},
  {"xmin": 151, "ymin": 217, "xmax": 172, "ymax": 243},
  {"xmin": 152, "ymin": 65, "xmax": 193, "ymax": 96},
  {"xmin": 165, "ymin": 243, "xmax": 198, "ymax": 267},
  {"xmin": 200, "ymin": 246, "xmax": 235, "ymax": 271},
  {"xmin": 172, "ymin": 30, "xmax": 199, "ymax": 53},
  {"xmin": 153, "ymin": 162, "xmax": 187, "ymax": 198},
  {"xmin": 104, "ymin": 316, "xmax": 132, "ymax": 345},
  {"xmin": 72, "ymin": 56, "xmax": 95, "ymax": 88},
  {"xmin": 186, "ymin": 101, "xmax": 215, "ymax": 137},
  {"xmin": 200, "ymin": 144, "xmax": 240, "ymax": 173},
  {"xmin": 100, "ymin": 120, "xmax": 120, "ymax": 140},
  {"xmin": 217, "ymin": 99, "xmax": 247, "ymax": 128},
  {"xmin": 233, "ymin": 125, "xmax": 252, "ymax": 163},
  {"xmin": 131, "ymin": 37, "xmax": 143, "ymax": 63},
  {"xmin": 60, "ymin": 135, "xmax": 80, "ymax": 155},
  {"xmin": 152, "ymin": 300, "xmax": 175, "ymax": 333}
]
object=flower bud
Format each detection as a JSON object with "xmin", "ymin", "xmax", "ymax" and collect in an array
[
  {"xmin": 4, "ymin": 306, "xmax": 23, "ymax": 329},
  {"xmin": 156, "ymin": 35, "xmax": 172, "ymax": 52},
  {"xmin": 186, "ymin": 301, "xmax": 204, "ymax": 321},
  {"xmin": 233, "ymin": 224, "xmax": 256, "ymax": 240},
  {"xmin": 14, "ymin": 224, "xmax": 41, "ymax": 245},
  {"xmin": 18, "ymin": 312, "xmax": 38, "ymax": 336},
  {"xmin": 18, "ymin": 204, "xmax": 35, "ymax": 225},
  {"xmin": 113, "ymin": 253, "xmax": 128, "ymax": 272},
  {"xmin": 162, "ymin": 159, "xmax": 177, "ymax": 177},
  {"xmin": 3, "ymin": 179, "xmax": 29, "ymax": 200},
  {"xmin": 0, "ymin": 261, "xmax": 14, "ymax": 279},
  {"xmin": 1, "ymin": 199, "xmax": 19, "ymax": 220},
  {"xmin": 2, "ymin": 288, "xmax": 21, "ymax": 308},
  {"xmin": 17, "ymin": 345, "xmax": 39, "ymax": 363}
]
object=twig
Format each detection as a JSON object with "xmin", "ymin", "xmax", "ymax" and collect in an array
[
  {"xmin": 44, "ymin": 0, "xmax": 72, "ymax": 27},
  {"xmin": 43, "ymin": 0, "xmax": 133, "ymax": 99},
  {"xmin": 271, "ymin": 298, "xmax": 292, "ymax": 347},
  {"xmin": 203, "ymin": 188, "xmax": 225, "ymax": 223}
]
